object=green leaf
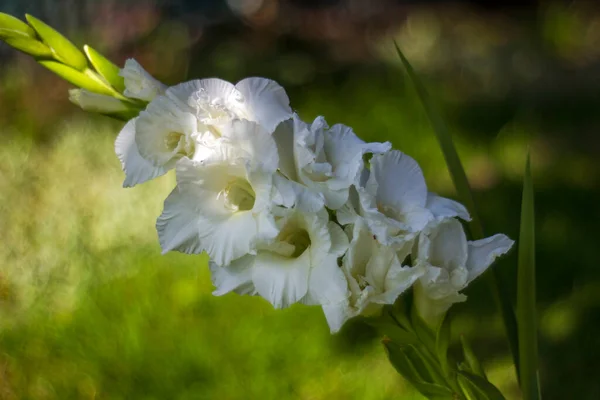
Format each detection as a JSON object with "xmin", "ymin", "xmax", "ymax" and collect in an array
[
  {"xmin": 457, "ymin": 370, "xmax": 506, "ymax": 400},
  {"xmin": 517, "ymin": 153, "xmax": 541, "ymax": 400},
  {"xmin": 38, "ymin": 61, "xmax": 115, "ymax": 96},
  {"xmin": 435, "ymin": 312, "xmax": 452, "ymax": 377},
  {"xmin": 460, "ymin": 334, "xmax": 486, "ymax": 378},
  {"xmin": 2, "ymin": 36, "xmax": 53, "ymax": 58},
  {"xmin": 383, "ymin": 340, "xmax": 455, "ymax": 399},
  {"xmin": 0, "ymin": 13, "xmax": 35, "ymax": 38},
  {"xmin": 411, "ymin": 302, "xmax": 436, "ymax": 353},
  {"xmin": 25, "ymin": 14, "xmax": 87, "ymax": 70},
  {"xmin": 84, "ymin": 45, "xmax": 125, "ymax": 92},
  {"xmin": 393, "ymin": 41, "xmax": 521, "ymax": 381}
]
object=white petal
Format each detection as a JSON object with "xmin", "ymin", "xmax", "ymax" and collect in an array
[
  {"xmin": 272, "ymin": 119, "xmax": 298, "ymax": 180},
  {"xmin": 120, "ymin": 59, "xmax": 167, "ymax": 101},
  {"xmin": 370, "ymin": 150, "xmax": 428, "ymax": 212},
  {"xmin": 322, "ymin": 301, "xmax": 353, "ymax": 333},
  {"xmin": 324, "ymin": 124, "xmax": 390, "ymax": 183},
  {"xmin": 156, "ymin": 187, "xmax": 204, "ymax": 255},
  {"xmin": 115, "ymin": 118, "xmax": 168, "ymax": 187},
  {"xmin": 252, "ymin": 250, "xmax": 311, "ymax": 309},
  {"xmin": 220, "ymin": 119, "xmax": 279, "ymax": 173},
  {"xmin": 233, "ymin": 77, "xmax": 292, "ymax": 132},
  {"xmin": 200, "ymin": 212, "xmax": 260, "ymax": 266},
  {"xmin": 320, "ymin": 186, "xmax": 349, "ymax": 210},
  {"xmin": 271, "ymin": 174, "xmax": 325, "ymax": 212},
  {"xmin": 210, "ymin": 256, "xmax": 256, "ymax": 296},
  {"xmin": 135, "ymin": 96, "xmax": 198, "ymax": 166},
  {"xmin": 343, "ymin": 219, "xmax": 374, "ymax": 278},
  {"xmin": 167, "ymin": 78, "xmax": 236, "ymax": 112},
  {"xmin": 466, "ymin": 234, "xmax": 514, "ymax": 283},
  {"xmin": 365, "ymin": 245, "xmax": 397, "ymax": 291},
  {"xmin": 303, "ymin": 255, "xmax": 349, "ymax": 306},
  {"xmin": 426, "ymin": 192, "xmax": 471, "ymax": 221},
  {"xmin": 328, "ymin": 221, "xmax": 349, "ymax": 257},
  {"xmin": 371, "ymin": 264, "xmax": 424, "ymax": 305},
  {"xmin": 426, "ymin": 219, "xmax": 468, "ymax": 270}
]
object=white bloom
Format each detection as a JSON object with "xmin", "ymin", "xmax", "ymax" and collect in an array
[
  {"xmin": 119, "ymin": 59, "xmax": 167, "ymax": 102},
  {"xmin": 167, "ymin": 77, "xmax": 292, "ymax": 133},
  {"xmin": 413, "ymin": 218, "xmax": 514, "ymax": 327},
  {"xmin": 338, "ymin": 150, "xmax": 469, "ymax": 246},
  {"xmin": 322, "ymin": 218, "xmax": 424, "ymax": 333},
  {"xmin": 156, "ymin": 119, "xmax": 280, "ymax": 266},
  {"xmin": 273, "ymin": 114, "xmax": 390, "ymax": 211},
  {"xmin": 210, "ymin": 208, "xmax": 349, "ymax": 310},
  {"xmin": 115, "ymin": 76, "xmax": 293, "ymax": 187}
]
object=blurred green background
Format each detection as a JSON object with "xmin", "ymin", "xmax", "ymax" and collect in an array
[{"xmin": 1, "ymin": 0, "xmax": 599, "ymax": 399}]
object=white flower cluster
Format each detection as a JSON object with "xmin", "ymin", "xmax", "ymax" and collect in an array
[{"xmin": 116, "ymin": 60, "xmax": 514, "ymax": 333}]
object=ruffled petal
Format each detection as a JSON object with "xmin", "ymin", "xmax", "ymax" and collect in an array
[
  {"xmin": 135, "ymin": 96, "xmax": 198, "ymax": 166},
  {"xmin": 370, "ymin": 150, "xmax": 428, "ymax": 212},
  {"xmin": 210, "ymin": 255, "xmax": 256, "ymax": 296},
  {"xmin": 303, "ymin": 255, "xmax": 349, "ymax": 306},
  {"xmin": 322, "ymin": 301, "xmax": 353, "ymax": 333},
  {"xmin": 156, "ymin": 187, "xmax": 204, "ymax": 255},
  {"xmin": 252, "ymin": 250, "xmax": 311, "ymax": 309},
  {"xmin": 466, "ymin": 234, "xmax": 514, "ymax": 283},
  {"xmin": 233, "ymin": 77, "xmax": 293, "ymax": 132},
  {"xmin": 166, "ymin": 78, "xmax": 236, "ymax": 113},
  {"xmin": 120, "ymin": 59, "xmax": 167, "ymax": 101},
  {"xmin": 426, "ymin": 192, "xmax": 471, "ymax": 221},
  {"xmin": 115, "ymin": 118, "xmax": 168, "ymax": 187}
]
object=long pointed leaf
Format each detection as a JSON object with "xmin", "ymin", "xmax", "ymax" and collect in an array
[
  {"xmin": 38, "ymin": 61, "xmax": 114, "ymax": 96},
  {"xmin": 0, "ymin": 13, "xmax": 35, "ymax": 38},
  {"xmin": 84, "ymin": 45, "xmax": 125, "ymax": 92},
  {"xmin": 393, "ymin": 41, "xmax": 521, "ymax": 380},
  {"xmin": 26, "ymin": 14, "xmax": 87, "ymax": 70},
  {"xmin": 517, "ymin": 153, "xmax": 541, "ymax": 400}
]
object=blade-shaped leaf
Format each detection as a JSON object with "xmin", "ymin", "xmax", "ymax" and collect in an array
[
  {"xmin": 517, "ymin": 153, "xmax": 541, "ymax": 400},
  {"xmin": 0, "ymin": 13, "xmax": 35, "ymax": 38},
  {"xmin": 457, "ymin": 370, "xmax": 506, "ymax": 400},
  {"xmin": 2, "ymin": 36, "xmax": 52, "ymax": 58},
  {"xmin": 25, "ymin": 14, "xmax": 87, "ymax": 70},
  {"xmin": 393, "ymin": 41, "xmax": 521, "ymax": 381},
  {"xmin": 460, "ymin": 334, "xmax": 486, "ymax": 378},
  {"xmin": 84, "ymin": 45, "xmax": 125, "ymax": 92},
  {"xmin": 38, "ymin": 61, "xmax": 114, "ymax": 96},
  {"xmin": 383, "ymin": 340, "xmax": 455, "ymax": 399}
]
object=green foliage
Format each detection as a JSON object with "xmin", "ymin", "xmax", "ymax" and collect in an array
[
  {"xmin": 393, "ymin": 41, "xmax": 521, "ymax": 383},
  {"xmin": 460, "ymin": 335, "xmax": 486, "ymax": 379},
  {"xmin": 0, "ymin": 12, "xmax": 35, "ymax": 38},
  {"xmin": 84, "ymin": 45, "xmax": 126, "ymax": 92},
  {"xmin": 457, "ymin": 371, "xmax": 506, "ymax": 400},
  {"xmin": 38, "ymin": 61, "xmax": 116, "ymax": 96},
  {"xmin": 25, "ymin": 13, "xmax": 87, "ymax": 70},
  {"xmin": 1, "ymin": 35, "xmax": 52, "ymax": 57},
  {"xmin": 517, "ymin": 153, "xmax": 542, "ymax": 400}
]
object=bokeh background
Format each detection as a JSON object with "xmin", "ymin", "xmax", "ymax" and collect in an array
[{"xmin": 1, "ymin": 0, "xmax": 599, "ymax": 399}]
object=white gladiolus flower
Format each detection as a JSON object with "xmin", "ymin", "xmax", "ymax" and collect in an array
[
  {"xmin": 210, "ymin": 208, "xmax": 349, "ymax": 310},
  {"xmin": 115, "ymin": 75, "xmax": 292, "ymax": 187},
  {"xmin": 322, "ymin": 218, "xmax": 424, "ymax": 333},
  {"xmin": 156, "ymin": 119, "xmax": 281, "ymax": 266},
  {"xmin": 338, "ymin": 150, "xmax": 469, "ymax": 246},
  {"xmin": 273, "ymin": 114, "xmax": 390, "ymax": 211},
  {"xmin": 413, "ymin": 218, "xmax": 514, "ymax": 327},
  {"xmin": 120, "ymin": 59, "xmax": 167, "ymax": 102}
]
